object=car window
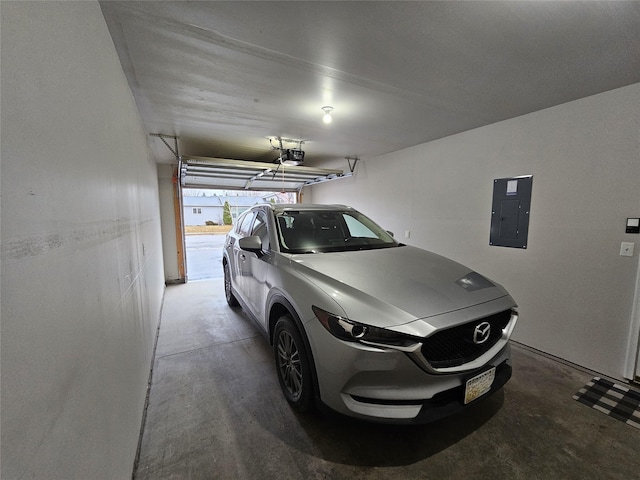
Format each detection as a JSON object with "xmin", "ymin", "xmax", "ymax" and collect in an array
[
  {"xmin": 251, "ymin": 211, "xmax": 270, "ymax": 251},
  {"xmin": 234, "ymin": 213, "xmax": 245, "ymax": 234},
  {"xmin": 238, "ymin": 211, "xmax": 255, "ymax": 236},
  {"xmin": 343, "ymin": 214, "xmax": 377, "ymax": 238},
  {"xmin": 276, "ymin": 209, "xmax": 399, "ymax": 254}
]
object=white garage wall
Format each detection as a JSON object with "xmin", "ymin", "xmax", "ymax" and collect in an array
[
  {"xmin": 1, "ymin": 2, "xmax": 164, "ymax": 479},
  {"xmin": 309, "ymin": 84, "xmax": 640, "ymax": 380}
]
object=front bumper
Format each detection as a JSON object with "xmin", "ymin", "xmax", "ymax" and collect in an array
[
  {"xmin": 341, "ymin": 360, "xmax": 511, "ymax": 424},
  {"xmin": 306, "ymin": 318, "xmax": 513, "ymax": 423}
]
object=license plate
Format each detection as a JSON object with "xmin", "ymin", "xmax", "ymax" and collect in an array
[{"xmin": 464, "ymin": 367, "xmax": 496, "ymax": 404}]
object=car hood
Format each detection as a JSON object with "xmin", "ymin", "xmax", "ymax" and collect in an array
[{"xmin": 291, "ymin": 245, "xmax": 510, "ymax": 327}]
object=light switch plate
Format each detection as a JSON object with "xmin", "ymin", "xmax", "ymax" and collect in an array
[{"xmin": 620, "ymin": 242, "xmax": 635, "ymax": 257}]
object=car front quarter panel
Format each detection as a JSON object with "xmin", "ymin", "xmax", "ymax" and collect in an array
[{"xmin": 265, "ymin": 260, "xmax": 344, "ymax": 337}]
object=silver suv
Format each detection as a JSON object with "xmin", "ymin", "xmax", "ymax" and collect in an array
[{"xmin": 223, "ymin": 204, "xmax": 518, "ymax": 423}]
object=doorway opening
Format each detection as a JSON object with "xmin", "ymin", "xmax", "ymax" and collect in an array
[{"xmin": 182, "ymin": 189, "xmax": 297, "ymax": 281}]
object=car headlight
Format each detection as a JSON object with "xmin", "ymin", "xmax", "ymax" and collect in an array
[{"xmin": 312, "ymin": 306, "xmax": 421, "ymax": 351}]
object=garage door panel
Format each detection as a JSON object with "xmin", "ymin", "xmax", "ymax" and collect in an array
[{"xmin": 180, "ymin": 155, "xmax": 351, "ymax": 192}]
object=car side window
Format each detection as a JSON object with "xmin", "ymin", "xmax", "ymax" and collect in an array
[
  {"xmin": 234, "ymin": 213, "xmax": 245, "ymax": 234},
  {"xmin": 238, "ymin": 211, "xmax": 255, "ymax": 236},
  {"xmin": 251, "ymin": 211, "xmax": 270, "ymax": 251}
]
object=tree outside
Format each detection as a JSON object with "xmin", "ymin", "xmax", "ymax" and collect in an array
[{"xmin": 223, "ymin": 201, "xmax": 233, "ymax": 225}]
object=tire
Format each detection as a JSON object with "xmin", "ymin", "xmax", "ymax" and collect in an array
[
  {"xmin": 223, "ymin": 261, "xmax": 239, "ymax": 307},
  {"xmin": 273, "ymin": 315, "xmax": 314, "ymax": 412}
]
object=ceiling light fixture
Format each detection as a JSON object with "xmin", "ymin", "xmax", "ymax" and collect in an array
[{"xmin": 322, "ymin": 106, "xmax": 333, "ymax": 124}]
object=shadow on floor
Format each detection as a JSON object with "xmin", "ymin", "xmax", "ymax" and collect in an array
[{"xmin": 277, "ymin": 390, "xmax": 504, "ymax": 467}]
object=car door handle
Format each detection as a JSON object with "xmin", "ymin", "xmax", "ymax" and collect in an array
[{"xmin": 240, "ymin": 254, "xmax": 246, "ymax": 261}]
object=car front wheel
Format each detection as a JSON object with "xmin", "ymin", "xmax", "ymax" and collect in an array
[
  {"xmin": 223, "ymin": 261, "xmax": 239, "ymax": 307},
  {"xmin": 274, "ymin": 315, "xmax": 314, "ymax": 412}
]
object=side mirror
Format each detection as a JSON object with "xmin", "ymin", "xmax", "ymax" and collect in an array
[{"xmin": 238, "ymin": 236, "xmax": 263, "ymax": 254}]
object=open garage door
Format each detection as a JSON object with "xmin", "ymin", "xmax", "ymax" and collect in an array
[{"xmin": 180, "ymin": 155, "xmax": 352, "ymax": 192}]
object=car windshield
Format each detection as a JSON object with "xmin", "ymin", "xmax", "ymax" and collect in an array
[{"xmin": 275, "ymin": 209, "xmax": 401, "ymax": 254}]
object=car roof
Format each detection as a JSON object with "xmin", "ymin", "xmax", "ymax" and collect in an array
[{"xmin": 265, "ymin": 204, "xmax": 354, "ymax": 214}]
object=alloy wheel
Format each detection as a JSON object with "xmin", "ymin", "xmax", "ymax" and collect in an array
[{"xmin": 277, "ymin": 330, "xmax": 303, "ymax": 401}]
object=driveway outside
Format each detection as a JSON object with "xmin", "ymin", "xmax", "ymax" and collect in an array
[{"xmin": 185, "ymin": 234, "xmax": 225, "ymax": 281}]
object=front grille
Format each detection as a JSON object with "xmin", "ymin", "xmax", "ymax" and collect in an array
[{"xmin": 421, "ymin": 309, "xmax": 512, "ymax": 368}]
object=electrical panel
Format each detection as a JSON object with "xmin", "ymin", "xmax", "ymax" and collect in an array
[{"xmin": 490, "ymin": 176, "xmax": 532, "ymax": 249}]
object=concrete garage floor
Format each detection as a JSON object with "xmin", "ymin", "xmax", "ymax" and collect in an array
[{"xmin": 134, "ymin": 278, "xmax": 640, "ymax": 480}]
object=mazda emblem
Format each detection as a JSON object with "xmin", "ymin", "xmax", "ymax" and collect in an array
[{"xmin": 473, "ymin": 322, "xmax": 491, "ymax": 344}]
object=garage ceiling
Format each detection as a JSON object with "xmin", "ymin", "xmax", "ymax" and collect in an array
[{"xmin": 101, "ymin": 1, "xmax": 640, "ymax": 172}]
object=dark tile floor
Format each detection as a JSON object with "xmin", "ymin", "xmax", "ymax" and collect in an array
[{"xmin": 134, "ymin": 279, "xmax": 640, "ymax": 480}]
